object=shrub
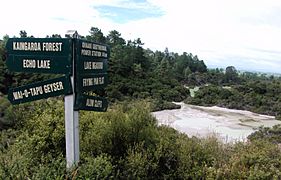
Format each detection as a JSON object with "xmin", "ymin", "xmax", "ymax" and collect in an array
[{"xmin": 77, "ymin": 155, "xmax": 114, "ymax": 179}]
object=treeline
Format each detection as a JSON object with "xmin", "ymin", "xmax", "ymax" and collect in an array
[{"xmin": 185, "ymin": 67, "xmax": 281, "ymax": 120}]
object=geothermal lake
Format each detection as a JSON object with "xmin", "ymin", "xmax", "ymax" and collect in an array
[{"xmin": 152, "ymin": 103, "xmax": 281, "ymax": 142}]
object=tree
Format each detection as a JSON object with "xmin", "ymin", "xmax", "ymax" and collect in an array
[
  {"xmin": 106, "ymin": 30, "xmax": 126, "ymax": 47},
  {"xmin": 0, "ymin": 35, "xmax": 13, "ymax": 94},
  {"xmin": 183, "ymin": 67, "xmax": 192, "ymax": 79},
  {"xmin": 106, "ymin": 30, "xmax": 129, "ymax": 77},
  {"xmin": 127, "ymin": 38, "xmax": 150, "ymax": 72},
  {"xmin": 19, "ymin": 30, "xmax": 27, "ymax": 38},
  {"xmin": 87, "ymin": 27, "xmax": 106, "ymax": 43},
  {"xmin": 225, "ymin": 66, "xmax": 238, "ymax": 83}
]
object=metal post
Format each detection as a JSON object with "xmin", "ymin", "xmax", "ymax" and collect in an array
[{"xmin": 65, "ymin": 30, "xmax": 79, "ymax": 169}]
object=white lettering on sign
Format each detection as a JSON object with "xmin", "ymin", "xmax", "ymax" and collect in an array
[
  {"xmin": 92, "ymin": 44, "xmax": 107, "ymax": 51},
  {"xmin": 86, "ymin": 99, "xmax": 103, "ymax": 108},
  {"xmin": 11, "ymin": 81, "xmax": 65, "ymax": 102},
  {"xmin": 81, "ymin": 49, "xmax": 92, "ymax": 56},
  {"xmin": 12, "ymin": 89, "xmax": 31, "ymax": 100},
  {"xmin": 92, "ymin": 51, "xmax": 101, "ymax": 57},
  {"xmin": 13, "ymin": 42, "xmax": 63, "ymax": 52},
  {"xmin": 43, "ymin": 82, "xmax": 64, "ymax": 93},
  {"xmin": 13, "ymin": 42, "xmax": 41, "ymax": 51},
  {"xmin": 82, "ymin": 42, "xmax": 92, "ymax": 49},
  {"xmin": 80, "ymin": 49, "xmax": 107, "ymax": 57},
  {"xmin": 82, "ymin": 77, "xmax": 104, "ymax": 87},
  {"xmin": 13, "ymin": 91, "xmax": 24, "ymax": 100},
  {"xmin": 84, "ymin": 62, "xmax": 103, "ymax": 70},
  {"xmin": 37, "ymin": 60, "xmax": 50, "ymax": 69},
  {"xmin": 22, "ymin": 59, "xmax": 51, "ymax": 69},
  {"xmin": 42, "ymin": 42, "xmax": 62, "ymax": 51},
  {"xmin": 81, "ymin": 42, "xmax": 106, "ymax": 51},
  {"xmin": 80, "ymin": 42, "xmax": 108, "ymax": 58},
  {"xmin": 29, "ymin": 86, "xmax": 44, "ymax": 96},
  {"xmin": 23, "ymin": 59, "xmax": 36, "ymax": 68},
  {"xmin": 81, "ymin": 50, "xmax": 107, "ymax": 58}
]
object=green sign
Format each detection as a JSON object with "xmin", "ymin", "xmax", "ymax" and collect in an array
[
  {"xmin": 75, "ymin": 39, "xmax": 109, "ymax": 93},
  {"xmin": 8, "ymin": 76, "xmax": 72, "ymax": 104},
  {"xmin": 76, "ymin": 58, "xmax": 108, "ymax": 74},
  {"xmin": 76, "ymin": 73, "xmax": 108, "ymax": 92},
  {"xmin": 76, "ymin": 39, "xmax": 109, "ymax": 59},
  {"xmin": 75, "ymin": 94, "xmax": 108, "ymax": 111},
  {"xmin": 6, "ymin": 55, "xmax": 72, "ymax": 74},
  {"xmin": 6, "ymin": 38, "xmax": 72, "ymax": 74}
]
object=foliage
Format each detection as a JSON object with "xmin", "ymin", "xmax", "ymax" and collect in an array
[
  {"xmin": 151, "ymin": 99, "xmax": 181, "ymax": 112},
  {"xmin": 77, "ymin": 155, "xmax": 114, "ymax": 179},
  {"xmin": 207, "ymin": 140, "xmax": 281, "ymax": 179},
  {"xmin": 248, "ymin": 124, "xmax": 281, "ymax": 143},
  {"xmin": 0, "ymin": 99, "xmax": 281, "ymax": 178},
  {"xmin": 0, "ymin": 96, "xmax": 14, "ymax": 129},
  {"xmin": 186, "ymin": 79, "xmax": 281, "ymax": 119}
]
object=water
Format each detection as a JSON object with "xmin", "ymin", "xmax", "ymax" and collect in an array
[{"xmin": 152, "ymin": 103, "xmax": 281, "ymax": 142}]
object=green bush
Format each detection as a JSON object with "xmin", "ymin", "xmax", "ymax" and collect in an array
[
  {"xmin": 80, "ymin": 101, "xmax": 158, "ymax": 158},
  {"xmin": 211, "ymin": 141, "xmax": 281, "ymax": 179},
  {"xmin": 77, "ymin": 155, "xmax": 114, "ymax": 179},
  {"xmin": 1, "ymin": 98, "xmax": 281, "ymax": 179},
  {"xmin": 248, "ymin": 124, "xmax": 281, "ymax": 143},
  {"xmin": 0, "ymin": 96, "xmax": 16, "ymax": 129},
  {"xmin": 121, "ymin": 143, "xmax": 155, "ymax": 179}
]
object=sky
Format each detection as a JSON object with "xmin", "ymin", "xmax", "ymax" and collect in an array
[{"xmin": 1, "ymin": 0, "xmax": 281, "ymax": 73}]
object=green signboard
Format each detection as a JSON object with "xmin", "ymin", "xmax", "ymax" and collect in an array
[
  {"xmin": 6, "ymin": 38, "xmax": 72, "ymax": 56},
  {"xmin": 76, "ymin": 58, "xmax": 108, "ymax": 74},
  {"xmin": 6, "ymin": 38, "xmax": 72, "ymax": 74},
  {"xmin": 6, "ymin": 54, "xmax": 72, "ymax": 74},
  {"xmin": 75, "ymin": 39, "xmax": 109, "ymax": 93},
  {"xmin": 8, "ymin": 76, "xmax": 72, "ymax": 104},
  {"xmin": 76, "ymin": 73, "xmax": 108, "ymax": 92},
  {"xmin": 76, "ymin": 39, "xmax": 109, "ymax": 59},
  {"xmin": 75, "ymin": 94, "xmax": 108, "ymax": 112}
]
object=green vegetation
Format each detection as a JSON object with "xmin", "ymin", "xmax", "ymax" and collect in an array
[
  {"xmin": 1, "ymin": 28, "xmax": 281, "ymax": 178},
  {"xmin": 1, "ymin": 100, "xmax": 281, "ymax": 179},
  {"xmin": 185, "ymin": 78, "xmax": 281, "ymax": 120},
  {"xmin": 249, "ymin": 124, "xmax": 281, "ymax": 143}
]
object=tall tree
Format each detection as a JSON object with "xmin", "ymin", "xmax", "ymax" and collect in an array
[
  {"xmin": 0, "ymin": 35, "xmax": 13, "ymax": 94},
  {"xmin": 106, "ymin": 30, "xmax": 126, "ymax": 47},
  {"xmin": 225, "ymin": 66, "xmax": 238, "ymax": 83},
  {"xmin": 87, "ymin": 27, "xmax": 106, "ymax": 43}
]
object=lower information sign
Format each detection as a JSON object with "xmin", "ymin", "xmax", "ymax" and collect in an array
[
  {"xmin": 8, "ymin": 76, "xmax": 73, "ymax": 104},
  {"xmin": 75, "ymin": 94, "xmax": 108, "ymax": 112}
]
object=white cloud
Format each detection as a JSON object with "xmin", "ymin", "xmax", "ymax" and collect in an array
[
  {"xmin": 93, "ymin": 0, "xmax": 156, "ymax": 10},
  {"xmin": 1, "ymin": 0, "xmax": 281, "ymax": 73},
  {"xmin": 115, "ymin": 0, "xmax": 281, "ymax": 73}
]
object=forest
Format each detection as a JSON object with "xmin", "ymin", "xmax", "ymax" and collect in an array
[{"xmin": 0, "ymin": 28, "xmax": 281, "ymax": 178}]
